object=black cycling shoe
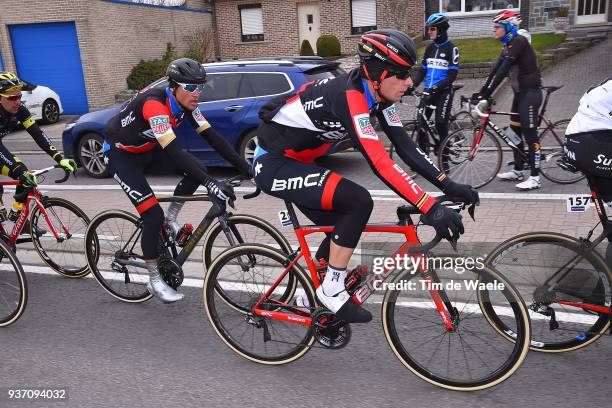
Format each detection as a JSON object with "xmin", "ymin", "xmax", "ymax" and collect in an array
[{"xmin": 315, "ymin": 286, "xmax": 372, "ymax": 323}]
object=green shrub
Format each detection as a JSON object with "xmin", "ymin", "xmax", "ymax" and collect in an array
[
  {"xmin": 316, "ymin": 35, "xmax": 341, "ymax": 57},
  {"xmin": 556, "ymin": 6, "xmax": 569, "ymax": 17},
  {"xmin": 300, "ymin": 39, "xmax": 315, "ymax": 56},
  {"xmin": 126, "ymin": 43, "xmax": 176, "ymax": 90}
]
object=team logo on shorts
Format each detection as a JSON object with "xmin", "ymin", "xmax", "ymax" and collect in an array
[
  {"xmin": 149, "ymin": 115, "xmax": 171, "ymax": 135},
  {"xmin": 354, "ymin": 113, "xmax": 378, "ymax": 140}
]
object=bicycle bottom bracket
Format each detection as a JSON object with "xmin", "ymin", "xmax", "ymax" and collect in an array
[
  {"xmin": 311, "ymin": 308, "xmax": 351, "ymax": 349},
  {"xmin": 158, "ymin": 259, "xmax": 184, "ymax": 289}
]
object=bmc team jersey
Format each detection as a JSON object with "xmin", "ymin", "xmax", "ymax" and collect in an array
[
  {"xmin": 421, "ymin": 40, "xmax": 460, "ymax": 89},
  {"xmin": 256, "ymin": 70, "xmax": 446, "ymax": 213},
  {"xmin": 104, "ymin": 87, "xmax": 211, "ymax": 153},
  {"xmin": 567, "ymin": 77, "xmax": 612, "ymax": 135}
]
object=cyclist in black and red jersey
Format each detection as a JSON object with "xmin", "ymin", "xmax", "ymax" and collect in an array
[
  {"xmin": 103, "ymin": 58, "xmax": 252, "ymax": 303},
  {"xmin": 472, "ymin": 9, "xmax": 544, "ymax": 191},
  {"xmin": 253, "ymin": 29, "xmax": 479, "ymax": 322},
  {"xmin": 0, "ymin": 71, "xmax": 76, "ymax": 232}
]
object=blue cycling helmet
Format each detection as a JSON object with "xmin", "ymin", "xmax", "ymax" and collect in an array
[{"xmin": 425, "ymin": 13, "xmax": 449, "ymax": 28}]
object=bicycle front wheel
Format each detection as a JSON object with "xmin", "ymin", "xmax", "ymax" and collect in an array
[
  {"xmin": 485, "ymin": 232, "xmax": 611, "ymax": 352},
  {"xmin": 85, "ymin": 210, "xmax": 152, "ymax": 303},
  {"xmin": 0, "ymin": 239, "xmax": 28, "ymax": 327},
  {"xmin": 449, "ymin": 110, "xmax": 477, "ymax": 132},
  {"xmin": 204, "ymin": 244, "xmax": 315, "ymax": 365},
  {"xmin": 30, "ymin": 197, "xmax": 91, "ymax": 278},
  {"xmin": 539, "ymin": 119, "xmax": 585, "ymax": 184},
  {"xmin": 382, "ymin": 264, "xmax": 530, "ymax": 391},
  {"xmin": 438, "ymin": 128, "xmax": 502, "ymax": 189}
]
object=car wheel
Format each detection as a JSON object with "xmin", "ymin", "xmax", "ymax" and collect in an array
[
  {"xmin": 42, "ymin": 99, "xmax": 60, "ymax": 124},
  {"xmin": 239, "ymin": 130, "xmax": 258, "ymax": 166},
  {"xmin": 78, "ymin": 133, "xmax": 110, "ymax": 178}
]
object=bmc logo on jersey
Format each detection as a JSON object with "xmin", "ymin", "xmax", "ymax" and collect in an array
[
  {"xmin": 354, "ymin": 113, "xmax": 378, "ymax": 140},
  {"xmin": 392, "ymin": 164, "xmax": 421, "ymax": 195},
  {"xmin": 303, "ymin": 96, "xmax": 323, "ymax": 111},
  {"xmin": 271, "ymin": 173, "xmax": 322, "ymax": 191},
  {"xmin": 121, "ymin": 111, "xmax": 136, "ymax": 127},
  {"xmin": 149, "ymin": 115, "xmax": 171, "ymax": 135}
]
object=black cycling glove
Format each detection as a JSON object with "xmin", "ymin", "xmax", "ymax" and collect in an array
[
  {"xmin": 205, "ymin": 179, "xmax": 235, "ymax": 202},
  {"xmin": 421, "ymin": 202, "xmax": 465, "ymax": 241},
  {"xmin": 443, "ymin": 181, "xmax": 480, "ymax": 205}
]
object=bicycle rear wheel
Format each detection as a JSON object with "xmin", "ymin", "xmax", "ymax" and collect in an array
[
  {"xmin": 539, "ymin": 119, "xmax": 585, "ymax": 184},
  {"xmin": 0, "ymin": 239, "xmax": 27, "ymax": 327},
  {"xmin": 204, "ymin": 244, "xmax": 315, "ymax": 365},
  {"xmin": 485, "ymin": 232, "xmax": 611, "ymax": 352},
  {"xmin": 30, "ymin": 197, "xmax": 90, "ymax": 278},
  {"xmin": 85, "ymin": 210, "xmax": 152, "ymax": 303},
  {"xmin": 382, "ymin": 264, "xmax": 530, "ymax": 391},
  {"xmin": 438, "ymin": 128, "xmax": 502, "ymax": 189}
]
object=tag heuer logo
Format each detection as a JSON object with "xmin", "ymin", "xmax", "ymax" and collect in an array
[
  {"xmin": 150, "ymin": 116, "xmax": 169, "ymax": 127},
  {"xmin": 354, "ymin": 114, "xmax": 378, "ymax": 140}
]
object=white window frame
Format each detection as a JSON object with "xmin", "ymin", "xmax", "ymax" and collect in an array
[
  {"xmin": 351, "ymin": 0, "xmax": 377, "ymax": 35},
  {"xmin": 239, "ymin": 4, "xmax": 264, "ymax": 42},
  {"xmin": 439, "ymin": 0, "xmax": 521, "ymax": 16}
]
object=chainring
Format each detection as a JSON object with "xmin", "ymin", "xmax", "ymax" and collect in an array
[
  {"xmin": 158, "ymin": 258, "xmax": 183, "ymax": 289},
  {"xmin": 311, "ymin": 308, "xmax": 351, "ymax": 349}
]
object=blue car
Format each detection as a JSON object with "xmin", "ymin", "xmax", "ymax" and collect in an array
[{"xmin": 62, "ymin": 57, "xmax": 346, "ymax": 178}]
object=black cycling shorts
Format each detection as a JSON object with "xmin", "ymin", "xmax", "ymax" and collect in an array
[
  {"xmin": 565, "ymin": 130, "xmax": 612, "ymax": 201},
  {"xmin": 510, "ymin": 88, "xmax": 542, "ymax": 129}
]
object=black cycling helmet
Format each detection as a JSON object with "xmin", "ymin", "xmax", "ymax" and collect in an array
[
  {"xmin": 357, "ymin": 29, "xmax": 417, "ymax": 89},
  {"xmin": 0, "ymin": 71, "xmax": 23, "ymax": 95},
  {"xmin": 166, "ymin": 58, "xmax": 207, "ymax": 84}
]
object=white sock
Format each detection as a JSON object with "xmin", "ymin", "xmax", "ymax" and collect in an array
[
  {"xmin": 322, "ymin": 265, "xmax": 346, "ymax": 296},
  {"xmin": 530, "ymin": 176, "xmax": 540, "ymax": 182},
  {"xmin": 513, "ymin": 170, "xmax": 524, "ymax": 176}
]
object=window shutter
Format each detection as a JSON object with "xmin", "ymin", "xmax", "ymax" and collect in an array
[
  {"xmin": 241, "ymin": 7, "xmax": 264, "ymax": 35},
  {"xmin": 352, "ymin": 0, "xmax": 376, "ymax": 27}
]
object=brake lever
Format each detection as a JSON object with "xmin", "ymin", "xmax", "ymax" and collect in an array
[{"xmin": 468, "ymin": 203, "xmax": 476, "ymax": 221}]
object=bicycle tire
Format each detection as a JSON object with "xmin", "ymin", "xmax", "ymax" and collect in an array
[
  {"xmin": 450, "ymin": 110, "xmax": 477, "ymax": 132},
  {"xmin": 438, "ymin": 127, "xmax": 502, "ymax": 189},
  {"xmin": 204, "ymin": 244, "xmax": 316, "ymax": 365},
  {"xmin": 382, "ymin": 264, "xmax": 530, "ymax": 391},
  {"xmin": 539, "ymin": 119, "xmax": 585, "ymax": 184},
  {"xmin": 0, "ymin": 238, "xmax": 28, "ymax": 327},
  {"xmin": 86, "ymin": 210, "xmax": 152, "ymax": 303},
  {"xmin": 484, "ymin": 232, "xmax": 611, "ymax": 352},
  {"xmin": 30, "ymin": 197, "xmax": 91, "ymax": 278}
]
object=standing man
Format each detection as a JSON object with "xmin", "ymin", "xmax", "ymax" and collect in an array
[
  {"xmin": 473, "ymin": 9, "xmax": 543, "ymax": 190},
  {"xmin": 411, "ymin": 13, "xmax": 460, "ymax": 155}
]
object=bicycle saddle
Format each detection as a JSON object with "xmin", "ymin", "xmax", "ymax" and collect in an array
[{"xmin": 541, "ymin": 85, "xmax": 563, "ymax": 94}]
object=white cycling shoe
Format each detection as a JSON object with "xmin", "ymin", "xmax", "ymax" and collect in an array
[
  {"xmin": 147, "ymin": 274, "xmax": 184, "ymax": 303},
  {"xmin": 497, "ymin": 170, "xmax": 525, "ymax": 181},
  {"xmin": 516, "ymin": 177, "xmax": 541, "ymax": 191},
  {"xmin": 315, "ymin": 286, "xmax": 372, "ymax": 323}
]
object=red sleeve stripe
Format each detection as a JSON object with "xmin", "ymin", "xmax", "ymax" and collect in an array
[
  {"xmin": 135, "ymin": 196, "xmax": 159, "ymax": 215},
  {"xmin": 142, "ymin": 99, "xmax": 170, "ymax": 122},
  {"xmin": 321, "ymin": 173, "xmax": 342, "ymax": 210}
]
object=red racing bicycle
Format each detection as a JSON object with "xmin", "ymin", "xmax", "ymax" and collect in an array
[{"xmin": 203, "ymin": 196, "xmax": 531, "ymax": 391}]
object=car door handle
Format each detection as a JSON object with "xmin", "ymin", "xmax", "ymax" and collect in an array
[{"xmin": 224, "ymin": 105, "xmax": 244, "ymax": 112}]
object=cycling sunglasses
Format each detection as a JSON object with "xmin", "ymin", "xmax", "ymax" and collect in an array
[
  {"xmin": 390, "ymin": 71, "xmax": 411, "ymax": 80},
  {"xmin": 0, "ymin": 93, "xmax": 22, "ymax": 101},
  {"xmin": 176, "ymin": 82, "xmax": 206, "ymax": 93}
]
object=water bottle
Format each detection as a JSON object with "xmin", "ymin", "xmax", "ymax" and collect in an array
[
  {"xmin": 175, "ymin": 224, "xmax": 194, "ymax": 247},
  {"xmin": 345, "ymin": 265, "xmax": 369, "ymax": 295},
  {"xmin": 505, "ymin": 127, "xmax": 522, "ymax": 147}
]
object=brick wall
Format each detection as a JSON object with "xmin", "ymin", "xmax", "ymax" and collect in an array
[
  {"xmin": 214, "ymin": 0, "xmax": 425, "ymax": 60},
  {"xmin": 0, "ymin": 0, "xmax": 212, "ymax": 111}
]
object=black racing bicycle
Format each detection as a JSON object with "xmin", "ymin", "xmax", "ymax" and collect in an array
[{"xmin": 84, "ymin": 176, "xmax": 291, "ymax": 302}]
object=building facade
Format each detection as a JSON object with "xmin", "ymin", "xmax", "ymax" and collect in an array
[
  {"xmin": 0, "ymin": 0, "xmax": 212, "ymax": 113},
  {"xmin": 212, "ymin": 0, "xmax": 425, "ymax": 60},
  {"xmin": 425, "ymin": 0, "xmax": 611, "ymax": 38}
]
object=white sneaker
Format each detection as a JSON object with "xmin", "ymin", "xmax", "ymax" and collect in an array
[
  {"xmin": 497, "ymin": 170, "xmax": 524, "ymax": 181},
  {"xmin": 516, "ymin": 177, "xmax": 541, "ymax": 191},
  {"xmin": 147, "ymin": 274, "xmax": 184, "ymax": 303}
]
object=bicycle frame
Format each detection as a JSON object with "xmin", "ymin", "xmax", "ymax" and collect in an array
[
  {"xmin": 0, "ymin": 180, "xmax": 67, "ymax": 246},
  {"xmin": 251, "ymin": 200, "xmax": 457, "ymax": 330}
]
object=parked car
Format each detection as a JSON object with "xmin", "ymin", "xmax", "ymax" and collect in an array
[
  {"xmin": 20, "ymin": 80, "xmax": 63, "ymax": 124},
  {"xmin": 62, "ymin": 57, "xmax": 348, "ymax": 178}
]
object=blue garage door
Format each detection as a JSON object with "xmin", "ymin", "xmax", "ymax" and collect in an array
[
  {"xmin": 10, "ymin": 22, "xmax": 88, "ymax": 114},
  {"xmin": 0, "ymin": 52, "xmax": 4, "ymax": 70}
]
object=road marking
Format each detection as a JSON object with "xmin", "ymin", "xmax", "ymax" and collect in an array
[
  {"xmin": 2, "ymin": 184, "xmax": 583, "ymax": 201},
  {"xmin": 2, "ymin": 263, "xmax": 600, "ymax": 325}
]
